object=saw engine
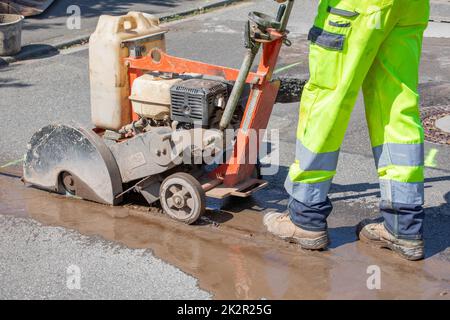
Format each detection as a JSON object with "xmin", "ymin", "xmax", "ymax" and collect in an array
[
  {"xmin": 127, "ymin": 74, "xmax": 237, "ymax": 131},
  {"xmin": 170, "ymin": 78, "xmax": 229, "ymax": 128},
  {"xmin": 23, "ymin": 1, "xmax": 295, "ymax": 225}
]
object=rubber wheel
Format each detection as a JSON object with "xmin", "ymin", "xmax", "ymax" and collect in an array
[{"xmin": 160, "ymin": 172, "xmax": 206, "ymax": 225}]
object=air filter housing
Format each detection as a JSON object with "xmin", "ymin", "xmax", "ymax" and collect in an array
[{"xmin": 170, "ymin": 79, "xmax": 228, "ymax": 127}]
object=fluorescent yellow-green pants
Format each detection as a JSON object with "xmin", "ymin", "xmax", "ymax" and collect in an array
[{"xmin": 285, "ymin": 0, "xmax": 429, "ymax": 239}]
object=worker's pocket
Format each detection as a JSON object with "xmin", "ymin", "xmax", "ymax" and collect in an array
[
  {"xmin": 307, "ymin": 26, "xmax": 348, "ymax": 90},
  {"xmin": 307, "ymin": 0, "xmax": 358, "ymax": 90}
]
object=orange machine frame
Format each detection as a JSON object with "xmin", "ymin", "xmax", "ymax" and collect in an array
[{"xmin": 124, "ymin": 29, "xmax": 285, "ymax": 187}]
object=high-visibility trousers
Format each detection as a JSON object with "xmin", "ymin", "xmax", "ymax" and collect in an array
[{"xmin": 285, "ymin": 0, "xmax": 429, "ymax": 239}]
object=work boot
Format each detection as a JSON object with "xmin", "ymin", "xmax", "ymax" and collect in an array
[
  {"xmin": 263, "ymin": 212, "xmax": 329, "ymax": 250},
  {"xmin": 356, "ymin": 219, "xmax": 424, "ymax": 261}
]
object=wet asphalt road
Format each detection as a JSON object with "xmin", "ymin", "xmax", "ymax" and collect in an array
[
  {"xmin": 0, "ymin": 0, "xmax": 449, "ymax": 299},
  {"xmin": 0, "ymin": 214, "xmax": 211, "ymax": 300}
]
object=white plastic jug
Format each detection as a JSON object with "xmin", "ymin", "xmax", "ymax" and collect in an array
[{"xmin": 89, "ymin": 12, "xmax": 166, "ymax": 130}]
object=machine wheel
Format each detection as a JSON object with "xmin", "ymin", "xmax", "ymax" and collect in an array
[
  {"xmin": 160, "ymin": 172, "xmax": 206, "ymax": 225},
  {"xmin": 61, "ymin": 171, "xmax": 77, "ymax": 195}
]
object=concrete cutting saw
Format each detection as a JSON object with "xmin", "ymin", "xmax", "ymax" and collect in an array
[{"xmin": 23, "ymin": 0, "xmax": 295, "ymax": 225}]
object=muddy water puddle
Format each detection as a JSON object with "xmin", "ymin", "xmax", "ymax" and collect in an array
[{"xmin": 0, "ymin": 167, "xmax": 449, "ymax": 299}]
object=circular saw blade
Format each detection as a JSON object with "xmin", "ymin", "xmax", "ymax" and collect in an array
[{"xmin": 23, "ymin": 124, "xmax": 123, "ymax": 205}]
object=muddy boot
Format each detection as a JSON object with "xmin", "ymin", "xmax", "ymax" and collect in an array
[
  {"xmin": 263, "ymin": 212, "xmax": 329, "ymax": 250},
  {"xmin": 356, "ymin": 219, "xmax": 424, "ymax": 261}
]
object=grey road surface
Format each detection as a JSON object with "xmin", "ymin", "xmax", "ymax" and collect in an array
[{"xmin": 19, "ymin": 0, "xmax": 243, "ymax": 47}]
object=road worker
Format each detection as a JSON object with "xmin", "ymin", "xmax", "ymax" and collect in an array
[{"xmin": 265, "ymin": 0, "xmax": 429, "ymax": 260}]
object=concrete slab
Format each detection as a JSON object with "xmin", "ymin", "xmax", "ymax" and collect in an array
[
  {"xmin": 430, "ymin": 0, "xmax": 450, "ymax": 22},
  {"xmin": 436, "ymin": 115, "xmax": 450, "ymax": 133}
]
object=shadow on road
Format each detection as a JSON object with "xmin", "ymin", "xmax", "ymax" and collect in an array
[
  {"xmin": 327, "ymin": 226, "xmax": 357, "ymax": 249},
  {"xmin": 0, "ymin": 56, "xmax": 7, "ymax": 67},
  {"xmin": 0, "ymin": 44, "xmax": 59, "ymax": 66},
  {"xmin": 0, "ymin": 77, "xmax": 32, "ymax": 88},
  {"xmin": 424, "ymin": 191, "xmax": 450, "ymax": 259},
  {"xmin": 16, "ymin": 43, "xmax": 58, "ymax": 59}
]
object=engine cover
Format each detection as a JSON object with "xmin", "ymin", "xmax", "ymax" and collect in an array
[{"xmin": 170, "ymin": 79, "xmax": 228, "ymax": 127}]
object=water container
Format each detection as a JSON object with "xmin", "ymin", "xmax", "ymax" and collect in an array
[{"xmin": 89, "ymin": 12, "xmax": 166, "ymax": 130}]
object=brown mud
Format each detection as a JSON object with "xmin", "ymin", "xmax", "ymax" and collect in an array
[{"xmin": 0, "ymin": 166, "xmax": 449, "ymax": 299}]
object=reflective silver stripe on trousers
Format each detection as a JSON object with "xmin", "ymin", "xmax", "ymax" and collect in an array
[
  {"xmin": 285, "ymin": 177, "xmax": 332, "ymax": 205},
  {"xmin": 380, "ymin": 180, "xmax": 424, "ymax": 205},
  {"xmin": 373, "ymin": 143, "xmax": 424, "ymax": 168},
  {"xmin": 296, "ymin": 140, "xmax": 340, "ymax": 172}
]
